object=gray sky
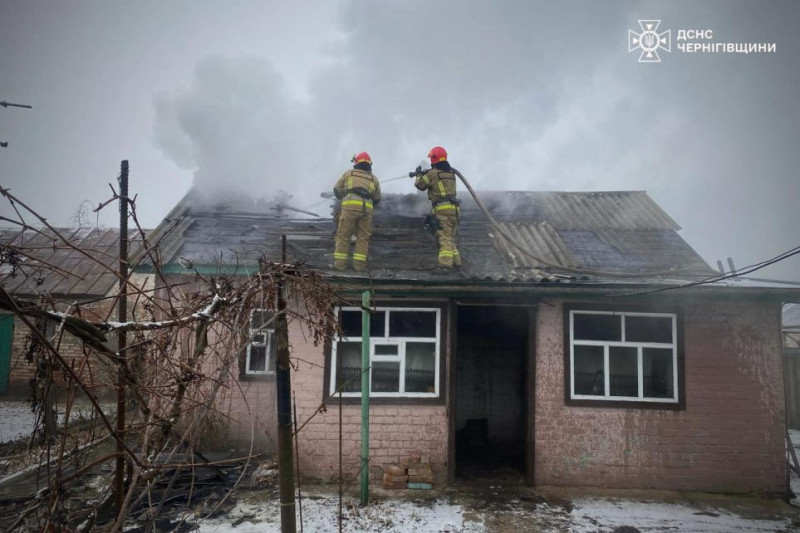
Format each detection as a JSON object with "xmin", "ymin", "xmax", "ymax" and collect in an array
[{"xmin": 1, "ymin": 0, "xmax": 798, "ymax": 281}]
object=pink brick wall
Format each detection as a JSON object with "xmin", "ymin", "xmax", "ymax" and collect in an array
[
  {"xmin": 534, "ymin": 300, "xmax": 786, "ymax": 494},
  {"xmin": 210, "ymin": 318, "xmax": 448, "ymax": 483},
  {"xmin": 215, "ymin": 377, "xmax": 278, "ymax": 450},
  {"xmin": 5, "ymin": 300, "xmax": 117, "ymax": 398},
  {"xmin": 289, "ymin": 321, "xmax": 448, "ymax": 482}
]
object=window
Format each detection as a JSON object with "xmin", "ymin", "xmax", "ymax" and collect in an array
[
  {"xmin": 246, "ymin": 309, "xmax": 275, "ymax": 375},
  {"xmin": 330, "ymin": 307, "xmax": 440, "ymax": 398},
  {"xmin": 568, "ymin": 309, "xmax": 680, "ymax": 405}
]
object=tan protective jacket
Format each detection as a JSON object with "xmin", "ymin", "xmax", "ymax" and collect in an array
[
  {"xmin": 334, "ymin": 169, "xmax": 381, "ymax": 211},
  {"xmin": 415, "ymin": 168, "xmax": 458, "ymax": 212}
]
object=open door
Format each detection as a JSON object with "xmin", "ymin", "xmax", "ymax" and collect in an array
[{"xmin": 454, "ymin": 305, "xmax": 530, "ymax": 483}]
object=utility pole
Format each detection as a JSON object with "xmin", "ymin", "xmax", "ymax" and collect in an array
[
  {"xmin": 114, "ymin": 161, "xmax": 129, "ymax": 513},
  {"xmin": 276, "ymin": 235, "xmax": 296, "ymax": 532},
  {"xmin": 0, "ymin": 100, "xmax": 33, "ymax": 148}
]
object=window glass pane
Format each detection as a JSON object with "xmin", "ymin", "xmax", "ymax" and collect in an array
[
  {"xmin": 336, "ymin": 342, "xmax": 362, "ymax": 392},
  {"xmin": 574, "ymin": 345, "xmax": 604, "ymax": 395},
  {"xmin": 371, "ymin": 361, "xmax": 400, "ymax": 393},
  {"xmin": 626, "ymin": 316, "xmax": 673, "ymax": 343},
  {"xmin": 644, "ymin": 348, "xmax": 674, "ymax": 398},
  {"xmin": 405, "ymin": 342, "xmax": 436, "ymax": 393},
  {"xmin": 268, "ymin": 331, "xmax": 276, "ymax": 357},
  {"xmin": 389, "ymin": 311, "xmax": 436, "ymax": 338},
  {"xmin": 267, "ymin": 333, "xmax": 276, "ymax": 372},
  {"xmin": 340, "ymin": 310, "xmax": 386, "ymax": 337},
  {"xmin": 375, "ymin": 344, "xmax": 398, "ymax": 356},
  {"xmin": 248, "ymin": 346, "xmax": 267, "ymax": 372},
  {"xmin": 609, "ymin": 346, "xmax": 638, "ymax": 397},
  {"xmin": 340, "ymin": 311, "xmax": 361, "ymax": 337},
  {"xmin": 252, "ymin": 333, "xmax": 266, "ymax": 344},
  {"xmin": 370, "ymin": 311, "xmax": 386, "ymax": 338},
  {"xmin": 573, "ymin": 313, "xmax": 621, "ymax": 341},
  {"xmin": 251, "ymin": 310, "xmax": 273, "ymax": 330}
]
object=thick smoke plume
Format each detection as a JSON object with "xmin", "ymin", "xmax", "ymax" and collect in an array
[{"xmin": 154, "ymin": 0, "xmax": 800, "ymax": 280}]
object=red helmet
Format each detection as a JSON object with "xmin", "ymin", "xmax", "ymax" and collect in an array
[
  {"xmin": 427, "ymin": 146, "xmax": 447, "ymax": 164},
  {"xmin": 352, "ymin": 151, "xmax": 372, "ymax": 165}
]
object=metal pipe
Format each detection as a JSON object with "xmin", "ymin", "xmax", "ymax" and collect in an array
[
  {"xmin": 360, "ymin": 290, "xmax": 371, "ymax": 505},
  {"xmin": 293, "ymin": 391, "xmax": 304, "ymax": 532}
]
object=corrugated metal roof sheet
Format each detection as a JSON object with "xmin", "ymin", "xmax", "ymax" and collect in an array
[
  {"xmin": 492, "ymin": 221, "xmax": 577, "ymax": 269},
  {"xmin": 142, "ymin": 188, "xmax": 713, "ymax": 284},
  {"xmin": 536, "ymin": 191, "xmax": 680, "ymax": 231},
  {"xmin": 0, "ymin": 227, "xmax": 145, "ymax": 298}
]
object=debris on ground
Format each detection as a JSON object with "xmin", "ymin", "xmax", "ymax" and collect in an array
[{"xmin": 1, "ymin": 410, "xmax": 799, "ymax": 532}]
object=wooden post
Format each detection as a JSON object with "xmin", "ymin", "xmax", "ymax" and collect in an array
[
  {"xmin": 276, "ymin": 236, "xmax": 296, "ymax": 532},
  {"xmin": 114, "ymin": 160, "xmax": 129, "ymax": 512}
]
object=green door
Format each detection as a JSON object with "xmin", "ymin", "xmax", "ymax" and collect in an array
[{"xmin": 0, "ymin": 314, "xmax": 14, "ymax": 392}]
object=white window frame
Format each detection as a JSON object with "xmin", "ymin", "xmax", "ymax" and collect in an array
[
  {"xmin": 330, "ymin": 306, "xmax": 441, "ymax": 398},
  {"xmin": 569, "ymin": 310, "xmax": 678, "ymax": 404},
  {"xmin": 246, "ymin": 309, "xmax": 275, "ymax": 376}
]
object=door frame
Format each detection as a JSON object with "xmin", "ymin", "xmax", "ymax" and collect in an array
[{"xmin": 446, "ymin": 301, "xmax": 536, "ymax": 484}]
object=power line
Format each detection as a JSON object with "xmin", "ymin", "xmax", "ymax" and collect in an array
[{"xmin": 616, "ymin": 243, "xmax": 800, "ymax": 297}]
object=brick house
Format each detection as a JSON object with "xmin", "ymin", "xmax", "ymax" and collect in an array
[
  {"xmin": 140, "ymin": 188, "xmax": 800, "ymax": 496},
  {"xmin": 0, "ymin": 227, "xmax": 148, "ymax": 398}
]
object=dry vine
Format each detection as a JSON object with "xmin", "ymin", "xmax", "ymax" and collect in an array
[{"xmin": 0, "ymin": 184, "xmax": 346, "ymax": 532}]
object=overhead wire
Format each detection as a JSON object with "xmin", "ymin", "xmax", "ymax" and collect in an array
[{"xmin": 613, "ymin": 243, "xmax": 800, "ymax": 297}]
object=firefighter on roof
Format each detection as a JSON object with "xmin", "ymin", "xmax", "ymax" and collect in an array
[
  {"xmin": 333, "ymin": 151, "xmax": 381, "ymax": 272},
  {"xmin": 414, "ymin": 146, "xmax": 461, "ymax": 272}
]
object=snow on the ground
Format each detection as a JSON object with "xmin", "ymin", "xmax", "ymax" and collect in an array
[
  {"xmin": 0, "ymin": 401, "xmax": 36, "ymax": 444},
  {"xmin": 0, "ymin": 400, "xmax": 112, "ymax": 445},
  {"xmin": 790, "ymin": 428, "xmax": 800, "ymax": 508},
  {"xmin": 570, "ymin": 499, "xmax": 790, "ymax": 533},
  {"xmin": 193, "ymin": 432, "xmax": 800, "ymax": 531},
  {"xmin": 194, "ymin": 493, "xmax": 796, "ymax": 533},
  {"xmin": 196, "ymin": 496, "xmax": 482, "ymax": 533}
]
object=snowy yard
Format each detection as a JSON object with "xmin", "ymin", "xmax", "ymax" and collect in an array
[
  {"xmin": 194, "ymin": 482, "xmax": 800, "ymax": 533},
  {"xmin": 0, "ymin": 400, "xmax": 111, "ymax": 445},
  {"xmin": 0, "ymin": 401, "xmax": 37, "ymax": 444},
  {"xmin": 191, "ymin": 430, "xmax": 800, "ymax": 532},
  {"xmin": 2, "ymin": 404, "xmax": 799, "ymax": 532}
]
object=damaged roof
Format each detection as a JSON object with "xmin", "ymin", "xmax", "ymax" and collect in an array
[
  {"xmin": 143, "ymin": 188, "xmax": 716, "ymax": 284},
  {"xmin": 0, "ymin": 227, "xmax": 144, "ymax": 299}
]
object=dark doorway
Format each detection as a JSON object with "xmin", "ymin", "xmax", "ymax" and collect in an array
[{"xmin": 455, "ymin": 305, "xmax": 528, "ymax": 483}]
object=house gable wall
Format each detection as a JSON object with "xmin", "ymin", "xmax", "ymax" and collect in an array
[
  {"xmin": 534, "ymin": 299, "xmax": 785, "ymax": 494},
  {"xmin": 5, "ymin": 299, "xmax": 117, "ymax": 398}
]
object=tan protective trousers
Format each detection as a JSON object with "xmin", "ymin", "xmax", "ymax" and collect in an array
[
  {"xmin": 435, "ymin": 212, "xmax": 461, "ymax": 268},
  {"xmin": 334, "ymin": 209, "xmax": 373, "ymax": 271}
]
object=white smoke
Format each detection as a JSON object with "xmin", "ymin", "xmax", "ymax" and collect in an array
[{"xmin": 153, "ymin": 0, "xmax": 800, "ymax": 280}]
